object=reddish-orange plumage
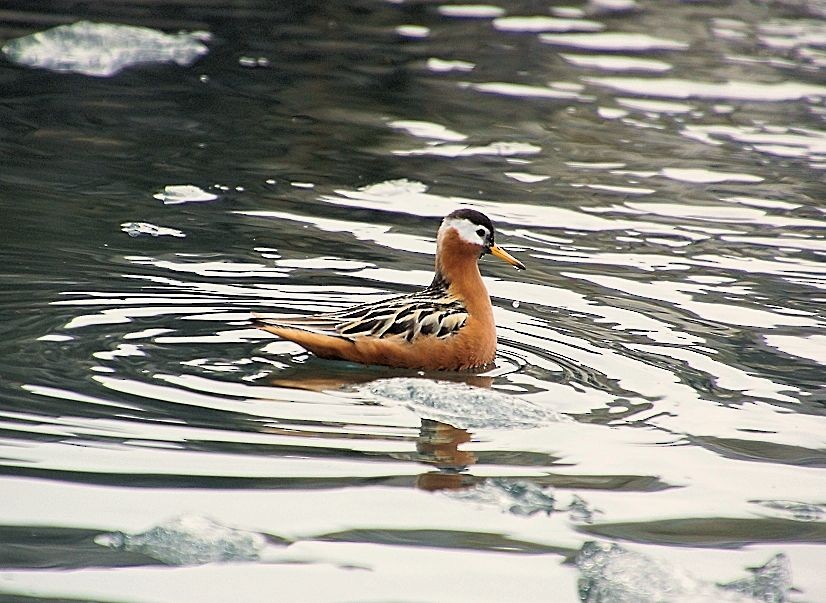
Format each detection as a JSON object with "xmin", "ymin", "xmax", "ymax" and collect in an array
[{"xmin": 254, "ymin": 209, "xmax": 525, "ymax": 370}]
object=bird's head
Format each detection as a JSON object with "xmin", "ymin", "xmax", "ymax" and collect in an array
[{"xmin": 437, "ymin": 208, "xmax": 526, "ymax": 271}]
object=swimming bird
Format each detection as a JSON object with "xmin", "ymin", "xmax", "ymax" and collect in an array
[{"xmin": 254, "ymin": 209, "xmax": 525, "ymax": 370}]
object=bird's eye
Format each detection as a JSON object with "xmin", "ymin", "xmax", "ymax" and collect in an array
[{"xmin": 476, "ymin": 228, "xmax": 486, "ymax": 238}]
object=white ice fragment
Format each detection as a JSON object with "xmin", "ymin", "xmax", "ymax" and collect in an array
[
  {"xmin": 96, "ymin": 514, "xmax": 268, "ymax": 565},
  {"xmin": 577, "ymin": 542, "xmax": 790, "ymax": 603},
  {"xmin": 121, "ymin": 222, "xmax": 186, "ymax": 237},
  {"xmin": 445, "ymin": 478, "xmax": 555, "ymax": 516},
  {"xmin": 2, "ymin": 20, "xmax": 209, "ymax": 77},
  {"xmin": 153, "ymin": 185, "xmax": 218, "ymax": 205}
]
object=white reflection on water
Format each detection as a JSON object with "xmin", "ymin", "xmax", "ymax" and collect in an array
[
  {"xmin": 437, "ymin": 5, "xmax": 505, "ymax": 19},
  {"xmin": 468, "ymin": 81, "xmax": 591, "ymax": 100},
  {"xmin": 493, "ymin": 16, "xmax": 604, "ymax": 33},
  {"xmin": 393, "ymin": 140, "xmax": 543, "ymax": 157},
  {"xmin": 560, "ymin": 53, "xmax": 673, "ymax": 72},
  {"xmin": 568, "ymin": 272, "xmax": 818, "ymax": 329},
  {"xmin": 316, "ymin": 178, "xmax": 709, "ymax": 239},
  {"xmin": 681, "ymin": 124, "xmax": 826, "ymax": 164},
  {"xmin": 540, "ymin": 32, "xmax": 689, "ymax": 50},
  {"xmin": 586, "ymin": 76, "xmax": 826, "ymax": 101},
  {"xmin": 388, "ymin": 119, "xmax": 468, "ymax": 142},
  {"xmin": 765, "ymin": 334, "xmax": 826, "ymax": 364}
]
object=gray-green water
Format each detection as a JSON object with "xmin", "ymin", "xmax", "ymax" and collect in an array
[{"xmin": 1, "ymin": 1, "xmax": 824, "ymax": 601}]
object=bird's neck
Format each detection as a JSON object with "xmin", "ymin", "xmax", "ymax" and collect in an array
[{"xmin": 433, "ymin": 237, "xmax": 491, "ymax": 318}]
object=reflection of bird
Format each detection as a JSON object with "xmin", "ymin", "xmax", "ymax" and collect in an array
[{"xmin": 254, "ymin": 209, "xmax": 525, "ymax": 370}]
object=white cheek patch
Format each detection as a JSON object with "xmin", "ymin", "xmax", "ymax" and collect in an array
[{"xmin": 440, "ymin": 217, "xmax": 487, "ymax": 246}]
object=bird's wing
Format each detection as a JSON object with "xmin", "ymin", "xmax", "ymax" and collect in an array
[{"xmin": 255, "ymin": 286, "xmax": 468, "ymax": 342}]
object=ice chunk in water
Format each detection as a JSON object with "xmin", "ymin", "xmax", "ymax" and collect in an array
[
  {"xmin": 2, "ymin": 20, "xmax": 209, "ymax": 77},
  {"xmin": 96, "ymin": 514, "xmax": 267, "ymax": 565},
  {"xmin": 366, "ymin": 377, "xmax": 570, "ymax": 429},
  {"xmin": 153, "ymin": 184, "xmax": 218, "ymax": 205},
  {"xmin": 722, "ymin": 554, "xmax": 793, "ymax": 603},
  {"xmin": 121, "ymin": 222, "xmax": 186, "ymax": 237},
  {"xmin": 576, "ymin": 541, "xmax": 791, "ymax": 603},
  {"xmin": 447, "ymin": 478, "xmax": 556, "ymax": 516}
]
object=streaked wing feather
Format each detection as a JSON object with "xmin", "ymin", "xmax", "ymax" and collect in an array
[{"xmin": 258, "ymin": 286, "xmax": 467, "ymax": 342}]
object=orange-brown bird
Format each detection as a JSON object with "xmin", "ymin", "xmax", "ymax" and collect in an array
[{"xmin": 254, "ymin": 209, "xmax": 525, "ymax": 370}]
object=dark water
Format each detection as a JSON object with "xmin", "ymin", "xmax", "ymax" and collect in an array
[{"xmin": 1, "ymin": 1, "xmax": 825, "ymax": 601}]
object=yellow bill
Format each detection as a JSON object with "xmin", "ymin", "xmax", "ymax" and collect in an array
[{"xmin": 489, "ymin": 244, "xmax": 526, "ymax": 271}]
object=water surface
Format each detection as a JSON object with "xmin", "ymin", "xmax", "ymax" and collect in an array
[{"xmin": 1, "ymin": 1, "xmax": 825, "ymax": 601}]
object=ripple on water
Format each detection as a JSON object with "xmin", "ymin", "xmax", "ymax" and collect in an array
[
  {"xmin": 3, "ymin": 2, "xmax": 826, "ymax": 597},
  {"xmin": 681, "ymin": 124, "xmax": 826, "ymax": 165}
]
